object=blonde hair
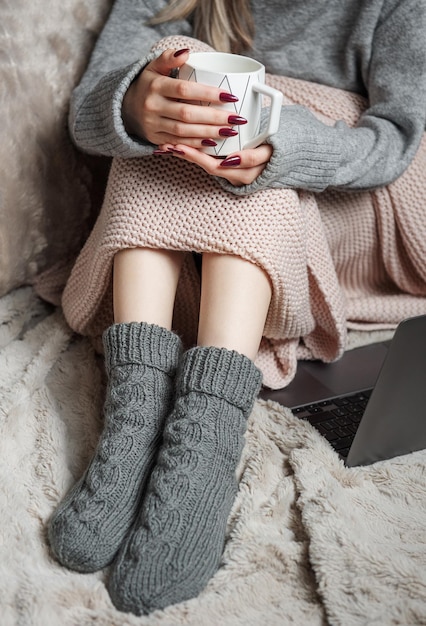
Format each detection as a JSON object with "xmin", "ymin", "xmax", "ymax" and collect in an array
[{"xmin": 149, "ymin": 0, "xmax": 254, "ymax": 54}]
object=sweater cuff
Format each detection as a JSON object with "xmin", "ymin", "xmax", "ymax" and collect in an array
[
  {"xmin": 69, "ymin": 52, "xmax": 160, "ymax": 158},
  {"xmin": 217, "ymin": 105, "xmax": 343, "ymax": 195}
]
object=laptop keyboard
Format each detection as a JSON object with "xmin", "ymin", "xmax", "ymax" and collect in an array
[{"xmin": 292, "ymin": 390, "xmax": 373, "ymax": 459}]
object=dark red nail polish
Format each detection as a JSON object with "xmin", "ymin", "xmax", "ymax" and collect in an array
[
  {"xmin": 220, "ymin": 155, "xmax": 241, "ymax": 167},
  {"xmin": 167, "ymin": 147, "xmax": 185, "ymax": 155},
  {"xmin": 219, "ymin": 128, "xmax": 239, "ymax": 137},
  {"xmin": 219, "ymin": 92, "xmax": 239, "ymax": 103},
  {"xmin": 201, "ymin": 139, "xmax": 218, "ymax": 147},
  {"xmin": 228, "ymin": 115, "xmax": 247, "ymax": 125},
  {"xmin": 173, "ymin": 48, "xmax": 190, "ymax": 57}
]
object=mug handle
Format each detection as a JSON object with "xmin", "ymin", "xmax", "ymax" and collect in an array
[{"xmin": 242, "ymin": 83, "xmax": 283, "ymax": 150}]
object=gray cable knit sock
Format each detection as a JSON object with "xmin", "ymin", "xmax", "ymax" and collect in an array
[
  {"xmin": 108, "ymin": 346, "xmax": 262, "ymax": 615},
  {"xmin": 48, "ymin": 322, "xmax": 182, "ymax": 573}
]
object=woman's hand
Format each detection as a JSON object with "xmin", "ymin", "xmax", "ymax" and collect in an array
[
  {"xmin": 122, "ymin": 48, "xmax": 245, "ymax": 148},
  {"xmin": 124, "ymin": 46, "xmax": 274, "ymax": 184},
  {"xmin": 156, "ymin": 143, "xmax": 274, "ymax": 186}
]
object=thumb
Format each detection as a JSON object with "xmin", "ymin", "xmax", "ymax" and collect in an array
[{"xmin": 150, "ymin": 48, "xmax": 190, "ymax": 76}]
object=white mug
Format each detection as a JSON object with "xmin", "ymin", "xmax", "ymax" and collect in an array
[{"xmin": 178, "ymin": 52, "xmax": 283, "ymax": 157}]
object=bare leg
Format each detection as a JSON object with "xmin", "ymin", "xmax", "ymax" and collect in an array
[
  {"xmin": 197, "ymin": 253, "xmax": 272, "ymax": 360},
  {"xmin": 113, "ymin": 249, "xmax": 271, "ymax": 358},
  {"xmin": 108, "ymin": 251, "xmax": 267, "ymax": 615},
  {"xmin": 113, "ymin": 248, "xmax": 185, "ymax": 329}
]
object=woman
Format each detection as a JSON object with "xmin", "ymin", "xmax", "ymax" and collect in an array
[{"xmin": 48, "ymin": 0, "xmax": 426, "ymax": 616}]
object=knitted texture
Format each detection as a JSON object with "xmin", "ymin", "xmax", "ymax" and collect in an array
[
  {"xmin": 61, "ymin": 41, "xmax": 426, "ymax": 389},
  {"xmin": 48, "ymin": 322, "xmax": 182, "ymax": 572},
  {"xmin": 108, "ymin": 346, "xmax": 263, "ymax": 615}
]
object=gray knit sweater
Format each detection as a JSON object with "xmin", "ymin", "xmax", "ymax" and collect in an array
[{"xmin": 70, "ymin": 0, "xmax": 426, "ymax": 194}]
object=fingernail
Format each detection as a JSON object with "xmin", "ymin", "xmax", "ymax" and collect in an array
[
  {"xmin": 173, "ymin": 48, "xmax": 190, "ymax": 57},
  {"xmin": 219, "ymin": 128, "xmax": 239, "ymax": 137},
  {"xmin": 153, "ymin": 149, "xmax": 171, "ymax": 155},
  {"xmin": 167, "ymin": 147, "xmax": 185, "ymax": 155},
  {"xmin": 228, "ymin": 115, "xmax": 247, "ymax": 125},
  {"xmin": 220, "ymin": 155, "xmax": 241, "ymax": 167},
  {"xmin": 201, "ymin": 139, "xmax": 218, "ymax": 147},
  {"xmin": 219, "ymin": 92, "xmax": 239, "ymax": 103}
]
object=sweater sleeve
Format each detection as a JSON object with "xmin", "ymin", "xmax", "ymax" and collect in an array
[
  {"xmin": 68, "ymin": 0, "xmax": 194, "ymax": 157},
  {"xmin": 219, "ymin": 0, "xmax": 426, "ymax": 196}
]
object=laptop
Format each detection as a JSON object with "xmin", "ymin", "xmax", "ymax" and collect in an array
[{"xmin": 260, "ymin": 314, "xmax": 426, "ymax": 467}]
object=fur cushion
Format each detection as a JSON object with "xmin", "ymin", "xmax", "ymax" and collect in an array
[{"xmin": 0, "ymin": 0, "xmax": 113, "ymax": 300}]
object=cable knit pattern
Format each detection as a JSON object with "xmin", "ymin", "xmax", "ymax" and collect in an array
[
  {"xmin": 108, "ymin": 346, "xmax": 262, "ymax": 615},
  {"xmin": 48, "ymin": 322, "xmax": 182, "ymax": 572},
  {"xmin": 61, "ymin": 37, "xmax": 426, "ymax": 390}
]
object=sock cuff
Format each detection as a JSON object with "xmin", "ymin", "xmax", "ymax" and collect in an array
[
  {"xmin": 103, "ymin": 322, "xmax": 182, "ymax": 374},
  {"xmin": 178, "ymin": 346, "xmax": 262, "ymax": 415}
]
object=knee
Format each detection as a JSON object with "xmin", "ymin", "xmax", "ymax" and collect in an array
[{"xmin": 150, "ymin": 35, "xmax": 215, "ymax": 55}]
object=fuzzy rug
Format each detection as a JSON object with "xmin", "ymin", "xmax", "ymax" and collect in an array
[
  {"xmin": 0, "ymin": 0, "xmax": 113, "ymax": 299},
  {"xmin": 1, "ymin": 287, "xmax": 426, "ymax": 626}
]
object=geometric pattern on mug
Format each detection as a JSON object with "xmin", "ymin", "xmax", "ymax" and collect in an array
[{"xmin": 187, "ymin": 68, "xmax": 253, "ymax": 155}]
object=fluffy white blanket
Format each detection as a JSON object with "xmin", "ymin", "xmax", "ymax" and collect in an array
[{"xmin": 1, "ymin": 287, "xmax": 426, "ymax": 625}]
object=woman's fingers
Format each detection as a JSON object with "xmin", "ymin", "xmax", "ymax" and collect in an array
[
  {"xmin": 155, "ymin": 143, "xmax": 273, "ymax": 186},
  {"xmin": 147, "ymin": 47, "xmax": 190, "ymax": 76},
  {"xmin": 150, "ymin": 110, "xmax": 245, "ymax": 147},
  {"xmin": 142, "ymin": 98, "xmax": 246, "ymax": 146},
  {"xmin": 150, "ymin": 48, "xmax": 239, "ymax": 106},
  {"xmin": 125, "ymin": 48, "xmax": 243, "ymax": 145},
  {"xmin": 159, "ymin": 73, "xmax": 238, "ymax": 108},
  {"xmin": 220, "ymin": 144, "xmax": 273, "ymax": 169}
]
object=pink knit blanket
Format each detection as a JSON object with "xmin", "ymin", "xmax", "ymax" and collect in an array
[{"xmin": 62, "ymin": 42, "xmax": 426, "ymax": 390}]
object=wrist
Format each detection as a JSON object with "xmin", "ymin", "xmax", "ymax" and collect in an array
[{"xmin": 122, "ymin": 80, "xmax": 143, "ymax": 138}]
